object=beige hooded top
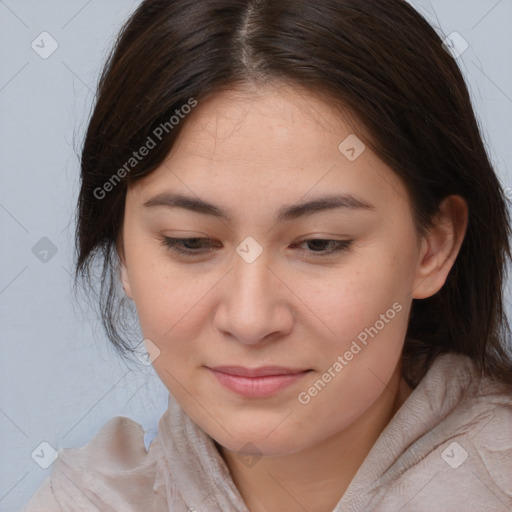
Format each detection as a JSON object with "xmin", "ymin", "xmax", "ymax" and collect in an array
[{"xmin": 23, "ymin": 353, "xmax": 512, "ymax": 512}]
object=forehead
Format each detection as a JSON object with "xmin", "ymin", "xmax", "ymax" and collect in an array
[
  {"xmin": 127, "ymin": 82, "xmax": 412, "ymax": 221},
  {"xmin": 174, "ymin": 82, "xmax": 361, "ymax": 162}
]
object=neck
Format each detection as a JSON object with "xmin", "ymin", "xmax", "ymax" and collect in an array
[{"xmin": 218, "ymin": 363, "xmax": 413, "ymax": 512}]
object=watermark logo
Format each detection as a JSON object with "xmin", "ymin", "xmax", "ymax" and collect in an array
[
  {"xmin": 237, "ymin": 442, "xmax": 263, "ymax": 468},
  {"xmin": 442, "ymin": 32, "xmax": 469, "ymax": 59},
  {"xmin": 338, "ymin": 134, "xmax": 365, "ymax": 161},
  {"xmin": 133, "ymin": 338, "xmax": 161, "ymax": 366},
  {"xmin": 441, "ymin": 441, "xmax": 468, "ymax": 469},
  {"xmin": 32, "ymin": 237, "xmax": 58, "ymax": 263},
  {"xmin": 31, "ymin": 441, "xmax": 58, "ymax": 469},
  {"xmin": 31, "ymin": 32, "xmax": 59, "ymax": 59},
  {"xmin": 236, "ymin": 236, "xmax": 263, "ymax": 264}
]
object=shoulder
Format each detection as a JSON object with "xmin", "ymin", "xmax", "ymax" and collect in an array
[
  {"xmin": 361, "ymin": 354, "xmax": 512, "ymax": 511},
  {"xmin": 414, "ymin": 390, "xmax": 512, "ymax": 512},
  {"xmin": 423, "ymin": 355, "xmax": 512, "ymax": 470},
  {"xmin": 405, "ymin": 354, "xmax": 512, "ymax": 510},
  {"xmin": 58, "ymin": 415, "xmax": 151, "ymax": 469},
  {"xmin": 23, "ymin": 416, "xmax": 166, "ymax": 512},
  {"xmin": 450, "ymin": 365, "xmax": 512, "ymax": 503}
]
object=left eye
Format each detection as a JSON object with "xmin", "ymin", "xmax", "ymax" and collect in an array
[
  {"xmin": 159, "ymin": 237, "xmax": 353, "ymax": 258},
  {"xmin": 290, "ymin": 239, "xmax": 352, "ymax": 254}
]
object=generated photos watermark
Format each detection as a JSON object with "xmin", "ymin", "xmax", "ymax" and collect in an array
[
  {"xmin": 93, "ymin": 97, "xmax": 198, "ymax": 200},
  {"xmin": 297, "ymin": 301, "xmax": 403, "ymax": 404}
]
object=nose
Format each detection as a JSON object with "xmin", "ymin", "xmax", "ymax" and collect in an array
[{"xmin": 213, "ymin": 250, "xmax": 294, "ymax": 346}]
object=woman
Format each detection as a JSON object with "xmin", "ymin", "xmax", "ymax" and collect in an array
[{"xmin": 24, "ymin": 0, "xmax": 512, "ymax": 510}]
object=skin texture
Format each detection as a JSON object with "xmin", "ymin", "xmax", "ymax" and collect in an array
[{"xmin": 118, "ymin": 82, "xmax": 468, "ymax": 512}]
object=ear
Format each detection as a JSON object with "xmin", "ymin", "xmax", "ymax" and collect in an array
[
  {"xmin": 412, "ymin": 195, "xmax": 468, "ymax": 299},
  {"xmin": 119, "ymin": 262, "xmax": 134, "ymax": 300},
  {"xmin": 116, "ymin": 232, "xmax": 134, "ymax": 300}
]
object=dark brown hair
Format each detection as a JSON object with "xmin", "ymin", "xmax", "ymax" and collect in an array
[{"xmin": 74, "ymin": 0, "xmax": 512, "ymax": 388}]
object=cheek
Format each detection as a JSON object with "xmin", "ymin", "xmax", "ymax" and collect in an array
[
  {"xmin": 127, "ymin": 261, "xmax": 229, "ymax": 401},
  {"xmin": 293, "ymin": 255, "xmax": 410, "ymax": 406},
  {"xmin": 292, "ymin": 300, "xmax": 408, "ymax": 450},
  {"xmin": 295, "ymin": 258, "xmax": 408, "ymax": 348},
  {"xmin": 129, "ymin": 235, "xmax": 411, "ymax": 353},
  {"xmin": 130, "ymin": 261, "xmax": 213, "ymax": 399},
  {"xmin": 126, "ymin": 239, "xmax": 203, "ymax": 331},
  {"xmin": 303, "ymin": 280, "xmax": 407, "ymax": 396},
  {"xmin": 133, "ymin": 272, "xmax": 209, "ymax": 345}
]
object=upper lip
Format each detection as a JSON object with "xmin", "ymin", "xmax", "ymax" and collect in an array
[{"xmin": 209, "ymin": 366, "xmax": 309, "ymax": 377}]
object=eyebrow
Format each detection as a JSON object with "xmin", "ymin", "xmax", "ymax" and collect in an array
[{"xmin": 143, "ymin": 192, "xmax": 376, "ymax": 223}]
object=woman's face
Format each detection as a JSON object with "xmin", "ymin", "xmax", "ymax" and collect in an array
[{"xmin": 119, "ymin": 82, "xmax": 429, "ymax": 456}]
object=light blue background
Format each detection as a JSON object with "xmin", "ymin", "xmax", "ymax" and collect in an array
[{"xmin": 1, "ymin": 1, "xmax": 511, "ymax": 511}]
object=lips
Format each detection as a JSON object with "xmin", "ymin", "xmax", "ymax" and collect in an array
[
  {"xmin": 206, "ymin": 365, "xmax": 311, "ymax": 397},
  {"xmin": 211, "ymin": 366, "xmax": 308, "ymax": 377}
]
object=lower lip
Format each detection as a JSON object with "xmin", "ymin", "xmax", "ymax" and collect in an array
[{"xmin": 208, "ymin": 369, "xmax": 310, "ymax": 398}]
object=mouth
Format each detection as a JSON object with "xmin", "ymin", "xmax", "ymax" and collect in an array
[{"xmin": 206, "ymin": 365, "xmax": 312, "ymax": 398}]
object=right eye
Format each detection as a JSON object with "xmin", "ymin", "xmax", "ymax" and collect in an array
[{"xmin": 159, "ymin": 237, "xmax": 220, "ymax": 256}]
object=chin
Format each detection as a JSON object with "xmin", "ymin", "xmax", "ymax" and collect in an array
[{"xmin": 209, "ymin": 423, "xmax": 311, "ymax": 457}]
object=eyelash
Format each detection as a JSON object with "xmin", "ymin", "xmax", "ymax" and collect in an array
[{"xmin": 158, "ymin": 237, "xmax": 353, "ymax": 259}]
